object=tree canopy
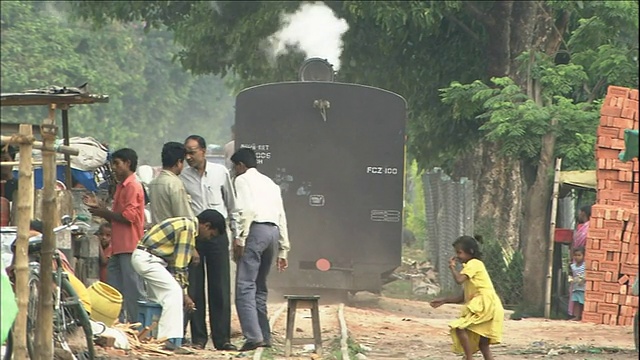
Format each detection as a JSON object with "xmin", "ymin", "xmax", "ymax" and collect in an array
[
  {"xmin": 62, "ymin": 0, "xmax": 640, "ymax": 310},
  {"xmin": 1, "ymin": 1, "xmax": 234, "ymax": 164}
]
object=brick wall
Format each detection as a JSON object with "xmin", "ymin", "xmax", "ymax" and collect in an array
[{"xmin": 583, "ymin": 85, "xmax": 639, "ymax": 326}]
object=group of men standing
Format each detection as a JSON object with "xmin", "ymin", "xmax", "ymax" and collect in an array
[{"xmin": 83, "ymin": 132, "xmax": 290, "ymax": 353}]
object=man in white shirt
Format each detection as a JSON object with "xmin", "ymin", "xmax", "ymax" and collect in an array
[
  {"xmin": 180, "ymin": 135, "xmax": 239, "ymax": 351},
  {"xmin": 231, "ymin": 147, "xmax": 290, "ymax": 351}
]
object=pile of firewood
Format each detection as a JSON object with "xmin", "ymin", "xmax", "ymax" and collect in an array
[{"xmin": 97, "ymin": 322, "xmax": 173, "ymax": 356}]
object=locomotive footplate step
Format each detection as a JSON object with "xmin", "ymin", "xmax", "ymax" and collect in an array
[{"xmin": 284, "ymin": 295, "xmax": 322, "ymax": 357}]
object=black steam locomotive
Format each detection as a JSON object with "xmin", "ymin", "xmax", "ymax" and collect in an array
[{"xmin": 234, "ymin": 59, "xmax": 406, "ymax": 295}]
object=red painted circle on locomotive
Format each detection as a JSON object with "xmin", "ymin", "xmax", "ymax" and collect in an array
[{"xmin": 316, "ymin": 258, "xmax": 331, "ymax": 272}]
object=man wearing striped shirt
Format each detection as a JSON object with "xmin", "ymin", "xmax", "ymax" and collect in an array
[{"xmin": 131, "ymin": 210, "xmax": 226, "ymax": 353}]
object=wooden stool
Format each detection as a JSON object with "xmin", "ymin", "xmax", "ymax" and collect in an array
[{"xmin": 284, "ymin": 295, "xmax": 322, "ymax": 357}]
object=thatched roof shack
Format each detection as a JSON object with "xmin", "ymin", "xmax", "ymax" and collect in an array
[{"xmin": 1, "ymin": 86, "xmax": 109, "ymax": 188}]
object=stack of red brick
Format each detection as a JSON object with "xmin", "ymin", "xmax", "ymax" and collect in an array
[{"xmin": 582, "ymin": 85, "xmax": 639, "ymax": 326}]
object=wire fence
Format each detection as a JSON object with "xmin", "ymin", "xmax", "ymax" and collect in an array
[
  {"xmin": 422, "ymin": 168, "xmax": 474, "ymax": 293},
  {"xmin": 422, "ymin": 168, "xmax": 524, "ymax": 306}
]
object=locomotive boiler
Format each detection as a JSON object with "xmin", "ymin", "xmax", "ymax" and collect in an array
[{"xmin": 234, "ymin": 59, "xmax": 406, "ymax": 295}]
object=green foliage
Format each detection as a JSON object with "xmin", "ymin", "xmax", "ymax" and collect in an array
[
  {"xmin": 404, "ymin": 160, "xmax": 427, "ymax": 248},
  {"xmin": 476, "ymin": 221, "xmax": 524, "ymax": 307},
  {"xmin": 441, "ymin": 51, "xmax": 602, "ymax": 170},
  {"xmin": 69, "ymin": 1, "xmax": 638, "ymax": 174},
  {"xmin": 1, "ymin": 1, "xmax": 233, "ymax": 164}
]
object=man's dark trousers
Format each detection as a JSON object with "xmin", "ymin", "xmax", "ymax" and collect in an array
[{"xmin": 185, "ymin": 232, "xmax": 232, "ymax": 349}]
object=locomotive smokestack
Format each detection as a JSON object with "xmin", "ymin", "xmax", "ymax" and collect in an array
[{"xmin": 298, "ymin": 58, "xmax": 335, "ymax": 82}]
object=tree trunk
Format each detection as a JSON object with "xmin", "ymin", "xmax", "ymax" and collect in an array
[{"xmin": 451, "ymin": 142, "xmax": 524, "ymax": 250}]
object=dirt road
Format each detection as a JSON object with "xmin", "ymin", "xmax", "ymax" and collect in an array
[{"xmin": 95, "ymin": 292, "xmax": 637, "ymax": 359}]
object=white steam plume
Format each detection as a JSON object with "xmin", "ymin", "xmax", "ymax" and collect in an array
[{"xmin": 268, "ymin": 2, "xmax": 349, "ymax": 70}]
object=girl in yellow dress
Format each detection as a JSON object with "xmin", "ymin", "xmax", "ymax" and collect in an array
[{"xmin": 430, "ymin": 235, "xmax": 504, "ymax": 360}]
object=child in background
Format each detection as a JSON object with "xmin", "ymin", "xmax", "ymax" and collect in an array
[
  {"xmin": 430, "ymin": 236, "xmax": 504, "ymax": 360},
  {"xmin": 97, "ymin": 222, "xmax": 112, "ymax": 283},
  {"xmin": 569, "ymin": 247, "xmax": 586, "ymax": 321}
]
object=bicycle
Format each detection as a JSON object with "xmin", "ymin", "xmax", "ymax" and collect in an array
[{"xmin": 3, "ymin": 215, "xmax": 95, "ymax": 360}]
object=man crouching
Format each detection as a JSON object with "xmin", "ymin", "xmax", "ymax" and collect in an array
[{"xmin": 131, "ymin": 210, "xmax": 226, "ymax": 353}]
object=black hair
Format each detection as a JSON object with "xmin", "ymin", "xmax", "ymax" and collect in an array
[
  {"xmin": 196, "ymin": 209, "xmax": 226, "ymax": 234},
  {"xmin": 573, "ymin": 246, "xmax": 585, "ymax": 255},
  {"xmin": 1, "ymin": 145, "xmax": 18, "ymax": 160},
  {"xmin": 580, "ymin": 205, "xmax": 592, "ymax": 218},
  {"xmin": 452, "ymin": 235, "xmax": 483, "ymax": 259},
  {"xmin": 161, "ymin": 142, "xmax": 186, "ymax": 168},
  {"xmin": 185, "ymin": 135, "xmax": 206, "ymax": 149},
  {"xmin": 112, "ymin": 148, "xmax": 138, "ymax": 172},
  {"xmin": 230, "ymin": 147, "xmax": 257, "ymax": 168},
  {"xmin": 29, "ymin": 219, "xmax": 43, "ymax": 233},
  {"xmin": 97, "ymin": 222, "xmax": 112, "ymax": 234}
]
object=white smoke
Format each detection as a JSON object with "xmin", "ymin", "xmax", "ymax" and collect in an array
[{"xmin": 268, "ymin": 2, "xmax": 349, "ymax": 70}]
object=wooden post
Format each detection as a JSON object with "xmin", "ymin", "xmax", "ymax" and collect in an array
[
  {"xmin": 35, "ymin": 104, "xmax": 57, "ymax": 360},
  {"xmin": 544, "ymin": 157, "xmax": 563, "ymax": 318},
  {"xmin": 61, "ymin": 106, "xmax": 72, "ymax": 189},
  {"xmin": 12, "ymin": 124, "xmax": 34, "ymax": 360}
]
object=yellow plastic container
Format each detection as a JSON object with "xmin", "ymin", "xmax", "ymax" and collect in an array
[{"xmin": 87, "ymin": 281, "xmax": 122, "ymax": 326}]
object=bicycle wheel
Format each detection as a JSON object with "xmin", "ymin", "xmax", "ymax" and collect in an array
[
  {"xmin": 59, "ymin": 276, "xmax": 95, "ymax": 360},
  {"xmin": 3, "ymin": 271, "xmax": 39, "ymax": 360}
]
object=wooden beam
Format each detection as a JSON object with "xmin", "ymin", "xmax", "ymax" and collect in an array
[
  {"xmin": 0, "ymin": 161, "xmax": 68, "ymax": 166},
  {"xmin": 1, "ymin": 135, "xmax": 79, "ymax": 156},
  {"xmin": 35, "ymin": 105, "xmax": 57, "ymax": 360},
  {"xmin": 544, "ymin": 157, "xmax": 563, "ymax": 319},
  {"xmin": 12, "ymin": 124, "xmax": 34, "ymax": 360}
]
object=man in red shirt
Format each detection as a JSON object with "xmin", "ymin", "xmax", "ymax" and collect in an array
[{"xmin": 84, "ymin": 148, "xmax": 146, "ymax": 322}]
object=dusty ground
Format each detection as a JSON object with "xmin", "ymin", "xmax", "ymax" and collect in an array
[{"xmin": 91, "ymin": 291, "xmax": 637, "ymax": 360}]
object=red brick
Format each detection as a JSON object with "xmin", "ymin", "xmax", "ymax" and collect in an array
[
  {"xmin": 598, "ymin": 170, "xmax": 622, "ymax": 181},
  {"xmin": 624, "ymin": 98, "xmax": 639, "ymax": 110},
  {"xmin": 597, "ymin": 147, "xmax": 622, "ymax": 159},
  {"xmin": 597, "ymin": 136, "xmax": 612, "ymax": 149},
  {"xmin": 590, "ymin": 239, "xmax": 601, "ymax": 250},
  {"xmin": 586, "ymin": 290, "xmax": 606, "ymax": 302},
  {"xmin": 620, "ymin": 192, "xmax": 639, "ymax": 202},
  {"xmin": 581, "ymin": 311, "xmax": 603, "ymax": 324},
  {"xmin": 608, "ymin": 86, "xmax": 631, "ymax": 97},
  {"xmin": 622, "ymin": 242, "xmax": 630, "ymax": 254},
  {"xmin": 605, "ymin": 180, "xmax": 632, "ymax": 191},
  {"xmin": 588, "ymin": 228, "xmax": 609, "ymax": 239},
  {"xmin": 605, "ymin": 271, "xmax": 614, "ymax": 282},
  {"xmin": 586, "ymin": 270, "xmax": 606, "ymax": 281},
  {"xmin": 598, "ymin": 261, "xmax": 620, "ymax": 273},
  {"xmin": 585, "ymin": 281, "xmax": 593, "ymax": 291},
  {"xmin": 600, "ymin": 115, "xmax": 615, "ymax": 126},
  {"xmin": 618, "ymin": 171, "xmax": 633, "ymax": 182},
  {"xmin": 597, "ymin": 126, "xmax": 621, "ymax": 138},
  {"xmin": 600, "ymin": 240, "xmax": 622, "ymax": 252},
  {"xmin": 603, "ymin": 219, "xmax": 625, "ymax": 230},
  {"xmin": 586, "ymin": 249, "xmax": 606, "ymax": 262},
  {"xmin": 606, "ymin": 251, "xmax": 620, "ymax": 263},
  {"xmin": 611, "ymin": 139, "xmax": 627, "ymax": 150},
  {"xmin": 613, "ymin": 117, "xmax": 635, "ymax": 129},
  {"xmin": 597, "ymin": 302, "xmax": 619, "ymax": 315},
  {"xmin": 598, "ymin": 190, "xmax": 620, "ymax": 200},
  {"xmin": 610, "ymin": 229, "xmax": 624, "ymax": 240},
  {"xmin": 630, "ymin": 89, "xmax": 639, "ymax": 100},
  {"xmin": 588, "ymin": 260, "xmax": 599, "ymax": 270},
  {"xmin": 620, "ymin": 263, "xmax": 639, "ymax": 275},
  {"xmin": 601, "ymin": 106, "xmax": 623, "ymax": 117},
  {"xmin": 600, "ymin": 281, "xmax": 621, "ymax": 293},
  {"xmin": 611, "ymin": 160, "xmax": 633, "ymax": 171},
  {"xmin": 605, "ymin": 293, "xmax": 614, "ymax": 303},
  {"xmin": 622, "ymin": 107, "xmax": 637, "ymax": 120}
]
